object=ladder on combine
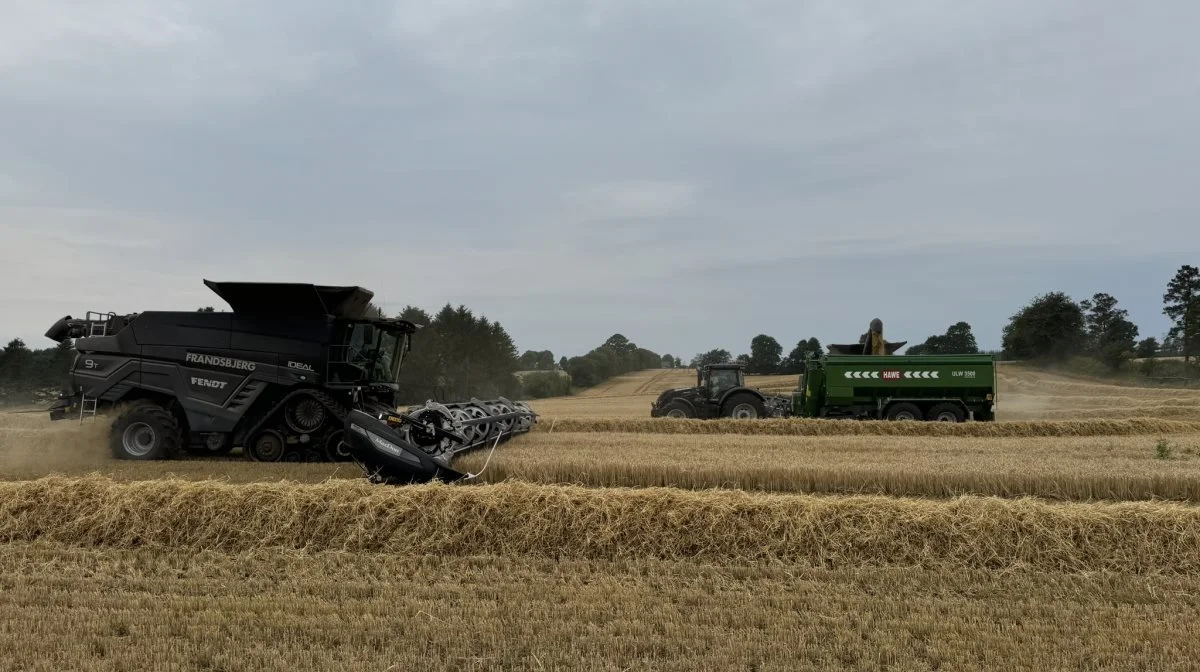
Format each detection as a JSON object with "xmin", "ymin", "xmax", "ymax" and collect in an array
[
  {"xmin": 84, "ymin": 312, "xmax": 115, "ymax": 337},
  {"xmin": 78, "ymin": 393, "xmax": 99, "ymax": 423},
  {"xmin": 76, "ymin": 312, "xmax": 113, "ymax": 424}
]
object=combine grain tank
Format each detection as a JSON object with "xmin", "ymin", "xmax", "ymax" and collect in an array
[{"xmin": 42, "ymin": 279, "xmax": 535, "ymax": 482}]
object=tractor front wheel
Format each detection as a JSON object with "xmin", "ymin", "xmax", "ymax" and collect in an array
[{"xmin": 659, "ymin": 401, "xmax": 694, "ymax": 419}]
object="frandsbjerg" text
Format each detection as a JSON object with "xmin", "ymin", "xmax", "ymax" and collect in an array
[{"xmin": 186, "ymin": 352, "xmax": 256, "ymax": 371}]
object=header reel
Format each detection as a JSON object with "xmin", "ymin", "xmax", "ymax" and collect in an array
[{"xmin": 342, "ymin": 396, "xmax": 537, "ymax": 484}]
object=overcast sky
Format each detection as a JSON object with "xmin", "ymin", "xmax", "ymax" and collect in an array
[{"xmin": 2, "ymin": 0, "xmax": 1197, "ymax": 361}]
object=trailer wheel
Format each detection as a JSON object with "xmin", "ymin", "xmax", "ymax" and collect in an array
[
  {"xmin": 885, "ymin": 402, "xmax": 923, "ymax": 421},
  {"xmin": 659, "ymin": 401, "xmax": 694, "ymax": 419},
  {"xmin": 109, "ymin": 403, "xmax": 183, "ymax": 460},
  {"xmin": 928, "ymin": 403, "xmax": 965, "ymax": 423},
  {"xmin": 723, "ymin": 393, "xmax": 766, "ymax": 420}
]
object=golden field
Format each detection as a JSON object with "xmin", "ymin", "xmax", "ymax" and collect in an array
[
  {"xmin": 3, "ymin": 363, "xmax": 1200, "ymax": 670},
  {"xmin": 6, "ymin": 544, "xmax": 1200, "ymax": 671},
  {"xmin": 455, "ymin": 431, "xmax": 1200, "ymax": 501}
]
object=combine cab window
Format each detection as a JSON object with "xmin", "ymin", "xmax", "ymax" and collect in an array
[
  {"xmin": 374, "ymin": 329, "xmax": 407, "ymax": 384},
  {"xmin": 330, "ymin": 323, "xmax": 409, "ymax": 385}
]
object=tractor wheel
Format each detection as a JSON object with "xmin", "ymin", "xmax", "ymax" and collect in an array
[
  {"xmin": 247, "ymin": 429, "xmax": 286, "ymax": 462},
  {"xmin": 109, "ymin": 402, "xmax": 183, "ymax": 460},
  {"xmin": 885, "ymin": 402, "xmax": 923, "ymax": 421},
  {"xmin": 928, "ymin": 403, "xmax": 965, "ymax": 423},
  {"xmin": 659, "ymin": 401, "xmax": 694, "ymax": 419},
  {"xmin": 722, "ymin": 393, "xmax": 766, "ymax": 420}
]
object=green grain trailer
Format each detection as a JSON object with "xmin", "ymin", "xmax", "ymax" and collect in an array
[{"xmin": 793, "ymin": 353, "xmax": 997, "ymax": 422}]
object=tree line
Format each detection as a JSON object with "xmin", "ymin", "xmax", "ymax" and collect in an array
[
  {"xmin": 685, "ymin": 323, "xmax": 982, "ymax": 376},
  {"xmin": 1000, "ymin": 264, "xmax": 1197, "ymax": 370},
  {"xmin": 560, "ymin": 334, "xmax": 664, "ymax": 389},
  {"xmin": 5, "ymin": 263, "xmax": 1195, "ymax": 403},
  {"xmin": 0, "ymin": 339, "xmax": 77, "ymax": 404},
  {"xmin": 388, "ymin": 304, "xmax": 526, "ymax": 404},
  {"xmin": 687, "ymin": 335, "xmax": 825, "ymax": 375}
]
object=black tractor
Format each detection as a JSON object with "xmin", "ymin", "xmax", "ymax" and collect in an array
[
  {"xmin": 649, "ymin": 364, "xmax": 790, "ymax": 420},
  {"xmin": 43, "ymin": 279, "xmax": 534, "ymax": 482}
]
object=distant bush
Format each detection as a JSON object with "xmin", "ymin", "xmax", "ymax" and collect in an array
[
  {"xmin": 518, "ymin": 371, "xmax": 572, "ymax": 399},
  {"xmin": 1048, "ymin": 356, "xmax": 1199, "ymax": 388}
]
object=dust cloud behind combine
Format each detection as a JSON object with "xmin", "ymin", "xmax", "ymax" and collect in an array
[{"xmin": 0, "ymin": 410, "xmax": 112, "ymax": 477}]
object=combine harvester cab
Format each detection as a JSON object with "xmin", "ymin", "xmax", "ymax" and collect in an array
[{"xmin": 42, "ymin": 279, "xmax": 536, "ymax": 482}]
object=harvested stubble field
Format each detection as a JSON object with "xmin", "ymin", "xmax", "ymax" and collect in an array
[
  {"xmin": 6, "ymin": 544, "xmax": 1200, "ymax": 671},
  {"xmin": 457, "ymin": 431, "xmax": 1200, "ymax": 501},
  {"xmin": 3, "ymin": 365, "xmax": 1200, "ymax": 669}
]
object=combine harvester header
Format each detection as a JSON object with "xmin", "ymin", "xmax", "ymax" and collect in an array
[{"xmin": 42, "ymin": 279, "xmax": 536, "ymax": 484}]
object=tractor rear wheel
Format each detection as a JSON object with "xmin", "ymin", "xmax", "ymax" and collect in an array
[
  {"xmin": 885, "ymin": 402, "xmax": 923, "ymax": 421},
  {"xmin": 928, "ymin": 403, "xmax": 965, "ymax": 423},
  {"xmin": 722, "ymin": 393, "xmax": 766, "ymax": 420},
  {"xmin": 109, "ymin": 402, "xmax": 183, "ymax": 460}
]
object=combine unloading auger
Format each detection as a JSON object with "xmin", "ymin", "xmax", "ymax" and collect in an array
[
  {"xmin": 826, "ymin": 317, "xmax": 907, "ymax": 355},
  {"xmin": 341, "ymin": 397, "xmax": 537, "ymax": 484}
]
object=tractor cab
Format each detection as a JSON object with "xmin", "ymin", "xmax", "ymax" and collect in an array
[
  {"xmin": 697, "ymin": 364, "xmax": 745, "ymax": 401},
  {"xmin": 652, "ymin": 363, "xmax": 785, "ymax": 419}
]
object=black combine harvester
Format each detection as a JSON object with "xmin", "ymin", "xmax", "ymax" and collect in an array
[{"xmin": 43, "ymin": 280, "xmax": 536, "ymax": 484}]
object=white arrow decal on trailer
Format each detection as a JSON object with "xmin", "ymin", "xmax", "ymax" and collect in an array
[{"xmin": 901, "ymin": 370, "xmax": 941, "ymax": 379}]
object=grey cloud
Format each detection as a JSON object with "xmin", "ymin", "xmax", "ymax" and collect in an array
[{"xmin": 2, "ymin": 0, "xmax": 1198, "ymax": 360}]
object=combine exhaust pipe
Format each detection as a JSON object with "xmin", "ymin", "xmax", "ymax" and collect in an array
[{"xmin": 341, "ymin": 397, "xmax": 537, "ymax": 484}]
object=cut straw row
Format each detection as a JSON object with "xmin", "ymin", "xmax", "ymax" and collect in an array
[
  {"xmin": 531, "ymin": 417, "xmax": 1200, "ymax": 437},
  {"xmin": 3, "ymin": 475, "xmax": 1200, "ymax": 574}
]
